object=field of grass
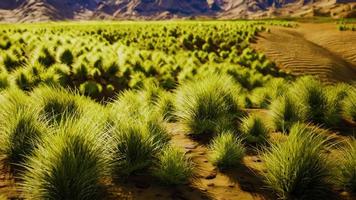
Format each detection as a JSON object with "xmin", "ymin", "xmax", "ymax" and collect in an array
[{"xmin": 0, "ymin": 21, "xmax": 355, "ymax": 200}]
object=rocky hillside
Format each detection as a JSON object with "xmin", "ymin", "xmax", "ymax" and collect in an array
[{"xmin": 0, "ymin": 0, "xmax": 355, "ymax": 22}]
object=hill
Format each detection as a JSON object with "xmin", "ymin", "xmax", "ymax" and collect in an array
[{"xmin": 0, "ymin": 0, "xmax": 355, "ymax": 22}]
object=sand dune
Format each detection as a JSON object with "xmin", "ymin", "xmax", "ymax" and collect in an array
[{"xmin": 252, "ymin": 24, "xmax": 356, "ymax": 84}]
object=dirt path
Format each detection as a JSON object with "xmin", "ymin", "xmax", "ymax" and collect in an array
[{"xmin": 252, "ymin": 23, "xmax": 356, "ymax": 84}]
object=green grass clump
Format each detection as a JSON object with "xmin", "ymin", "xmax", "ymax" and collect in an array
[
  {"xmin": 20, "ymin": 118, "xmax": 111, "ymax": 200},
  {"xmin": 0, "ymin": 73, "xmax": 9, "ymax": 90},
  {"xmin": 144, "ymin": 111, "xmax": 171, "ymax": 149},
  {"xmin": 79, "ymin": 80, "xmax": 103, "ymax": 97},
  {"xmin": 1, "ymin": 52, "xmax": 22, "ymax": 71},
  {"xmin": 209, "ymin": 131, "xmax": 245, "ymax": 169},
  {"xmin": 240, "ymin": 114, "xmax": 269, "ymax": 144},
  {"xmin": 336, "ymin": 139, "xmax": 356, "ymax": 193},
  {"xmin": 251, "ymin": 87, "xmax": 272, "ymax": 108},
  {"xmin": 342, "ymin": 89, "xmax": 356, "ymax": 121},
  {"xmin": 153, "ymin": 145, "xmax": 194, "ymax": 185},
  {"xmin": 111, "ymin": 119, "xmax": 160, "ymax": 176},
  {"xmin": 293, "ymin": 77, "xmax": 341, "ymax": 127},
  {"xmin": 0, "ymin": 87, "xmax": 29, "ymax": 110},
  {"xmin": 270, "ymin": 94, "xmax": 302, "ymax": 132},
  {"xmin": 56, "ymin": 47, "xmax": 74, "ymax": 66},
  {"xmin": 175, "ymin": 74, "xmax": 241, "ymax": 135},
  {"xmin": 154, "ymin": 91, "xmax": 176, "ymax": 122},
  {"xmin": 32, "ymin": 46, "xmax": 55, "ymax": 68},
  {"xmin": 0, "ymin": 107, "xmax": 47, "ymax": 167},
  {"xmin": 262, "ymin": 123, "xmax": 334, "ymax": 200},
  {"xmin": 110, "ymin": 88, "xmax": 171, "ymax": 150},
  {"xmin": 110, "ymin": 90, "xmax": 146, "ymax": 119},
  {"xmin": 0, "ymin": 89, "xmax": 41, "ymax": 167},
  {"xmin": 30, "ymin": 86, "xmax": 82, "ymax": 123}
]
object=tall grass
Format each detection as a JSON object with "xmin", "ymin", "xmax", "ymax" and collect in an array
[
  {"xmin": 175, "ymin": 74, "xmax": 242, "ymax": 135},
  {"xmin": 269, "ymin": 94, "xmax": 302, "ymax": 132},
  {"xmin": 0, "ymin": 73, "xmax": 9, "ymax": 90},
  {"xmin": 262, "ymin": 123, "xmax": 334, "ymax": 199},
  {"xmin": 154, "ymin": 91, "xmax": 176, "ymax": 122},
  {"xmin": 342, "ymin": 89, "xmax": 356, "ymax": 121},
  {"xmin": 30, "ymin": 86, "xmax": 82, "ymax": 124},
  {"xmin": 336, "ymin": 139, "xmax": 356, "ymax": 193},
  {"xmin": 20, "ymin": 117, "xmax": 111, "ymax": 200},
  {"xmin": 0, "ymin": 88, "xmax": 42, "ymax": 166},
  {"xmin": 109, "ymin": 88, "xmax": 171, "ymax": 149},
  {"xmin": 111, "ymin": 119, "xmax": 160, "ymax": 176},
  {"xmin": 0, "ymin": 87, "xmax": 29, "ymax": 110},
  {"xmin": 240, "ymin": 114, "xmax": 269, "ymax": 144},
  {"xmin": 0, "ymin": 107, "xmax": 47, "ymax": 167},
  {"xmin": 56, "ymin": 47, "xmax": 74, "ymax": 66},
  {"xmin": 292, "ymin": 77, "xmax": 341, "ymax": 127},
  {"xmin": 110, "ymin": 87, "xmax": 170, "ymax": 176},
  {"xmin": 153, "ymin": 145, "xmax": 194, "ymax": 185},
  {"xmin": 209, "ymin": 131, "xmax": 245, "ymax": 169}
]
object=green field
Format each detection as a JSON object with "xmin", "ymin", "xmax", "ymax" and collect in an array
[{"xmin": 0, "ymin": 21, "xmax": 355, "ymax": 200}]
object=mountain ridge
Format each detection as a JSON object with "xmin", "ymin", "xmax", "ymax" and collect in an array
[{"xmin": 0, "ymin": 0, "xmax": 355, "ymax": 22}]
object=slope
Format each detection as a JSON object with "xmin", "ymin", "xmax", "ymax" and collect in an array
[{"xmin": 252, "ymin": 24, "xmax": 356, "ymax": 84}]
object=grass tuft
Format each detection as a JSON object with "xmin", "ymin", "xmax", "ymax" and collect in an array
[
  {"xmin": 56, "ymin": 47, "xmax": 74, "ymax": 66},
  {"xmin": 240, "ymin": 114, "xmax": 269, "ymax": 144},
  {"xmin": 31, "ymin": 86, "xmax": 82, "ymax": 124},
  {"xmin": 269, "ymin": 94, "xmax": 302, "ymax": 132},
  {"xmin": 293, "ymin": 77, "xmax": 341, "ymax": 127},
  {"xmin": 153, "ymin": 145, "xmax": 194, "ymax": 185},
  {"xmin": 342, "ymin": 89, "xmax": 356, "ymax": 121},
  {"xmin": 209, "ymin": 131, "xmax": 245, "ymax": 169},
  {"xmin": 20, "ymin": 117, "xmax": 111, "ymax": 200},
  {"xmin": 175, "ymin": 74, "xmax": 242, "ymax": 135},
  {"xmin": 262, "ymin": 123, "xmax": 334, "ymax": 200},
  {"xmin": 0, "ymin": 107, "xmax": 47, "ymax": 167},
  {"xmin": 336, "ymin": 139, "xmax": 356, "ymax": 193},
  {"xmin": 111, "ymin": 119, "xmax": 160, "ymax": 176}
]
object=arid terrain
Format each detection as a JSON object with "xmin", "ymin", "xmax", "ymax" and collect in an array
[
  {"xmin": 0, "ymin": 21, "xmax": 355, "ymax": 199},
  {"xmin": 252, "ymin": 23, "xmax": 356, "ymax": 83},
  {"xmin": 0, "ymin": 1, "xmax": 355, "ymax": 199}
]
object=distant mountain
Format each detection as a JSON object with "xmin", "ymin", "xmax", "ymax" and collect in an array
[{"xmin": 0, "ymin": 0, "xmax": 355, "ymax": 22}]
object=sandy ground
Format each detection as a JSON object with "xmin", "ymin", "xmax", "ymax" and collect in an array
[{"xmin": 252, "ymin": 23, "xmax": 356, "ymax": 84}]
